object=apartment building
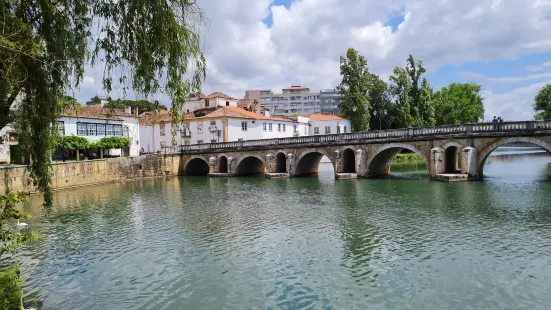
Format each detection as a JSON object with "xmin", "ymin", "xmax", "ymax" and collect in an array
[
  {"xmin": 244, "ymin": 89, "xmax": 273, "ymax": 113},
  {"xmin": 320, "ymin": 89, "xmax": 342, "ymax": 115}
]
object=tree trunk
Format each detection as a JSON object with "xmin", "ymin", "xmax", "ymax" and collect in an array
[
  {"xmin": 76, "ymin": 149, "xmax": 80, "ymax": 161},
  {"xmin": 100, "ymin": 148, "xmax": 103, "ymax": 159}
]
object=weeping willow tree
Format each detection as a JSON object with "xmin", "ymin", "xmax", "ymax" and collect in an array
[{"xmin": 1, "ymin": 0, "xmax": 207, "ymax": 205}]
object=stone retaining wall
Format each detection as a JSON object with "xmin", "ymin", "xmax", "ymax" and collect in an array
[{"xmin": 0, "ymin": 155, "xmax": 172, "ymax": 195}]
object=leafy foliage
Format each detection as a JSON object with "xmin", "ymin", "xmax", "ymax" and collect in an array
[
  {"xmin": 54, "ymin": 136, "xmax": 91, "ymax": 151},
  {"xmin": 433, "ymin": 83, "xmax": 485, "ymax": 125},
  {"xmin": 533, "ymin": 84, "xmax": 551, "ymax": 120},
  {"xmin": 0, "ymin": 190, "xmax": 39, "ymax": 258},
  {"xmin": 96, "ymin": 137, "xmax": 130, "ymax": 149},
  {"xmin": 0, "ymin": 266, "xmax": 22, "ymax": 310},
  {"xmin": 1, "ymin": 0, "xmax": 207, "ymax": 205},
  {"xmin": 104, "ymin": 99, "xmax": 168, "ymax": 113},
  {"xmin": 337, "ymin": 48, "xmax": 371, "ymax": 132}
]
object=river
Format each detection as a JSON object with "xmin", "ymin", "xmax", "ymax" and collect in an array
[{"xmin": 3, "ymin": 147, "xmax": 551, "ymax": 309}]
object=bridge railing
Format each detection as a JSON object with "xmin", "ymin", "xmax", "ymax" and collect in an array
[{"xmin": 169, "ymin": 120, "xmax": 551, "ymax": 153}]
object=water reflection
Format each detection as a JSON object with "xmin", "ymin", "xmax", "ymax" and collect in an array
[{"xmin": 2, "ymin": 148, "xmax": 551, "ymax": 309}]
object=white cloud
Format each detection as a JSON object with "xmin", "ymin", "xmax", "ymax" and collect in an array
[
  {"xmin": 527, "ymin": 61, "xmax": 551, "ymax": 72},
  {"xmin": 483, "ymin": 81, "xmax": 551, "ymax": 121},
  {"xmin": 73, "ymin": 0, "xmax": 551, "ymax": 120}
]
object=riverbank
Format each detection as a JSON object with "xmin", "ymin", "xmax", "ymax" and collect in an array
[
  {"xmin": 393, "ymin": 153, "xmax": 421, "ymax": 161},
  {"xmin": 0, "ymin": 155, "xmax": 170, "ymax": 195}
]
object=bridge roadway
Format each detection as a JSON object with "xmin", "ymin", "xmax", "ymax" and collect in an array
[{"xmin": 163, "ymin": 120, "xmax": 551, "ymax": 180}]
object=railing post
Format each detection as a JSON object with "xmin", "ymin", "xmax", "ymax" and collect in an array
[{"xmin": 526, "ymin": 121, "xmax": 534, "ymax": 130}]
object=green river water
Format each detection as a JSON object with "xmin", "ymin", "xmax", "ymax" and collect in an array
[{"xmin": 3, "ymin": 147, "xmax": 551, "ymax": 309}]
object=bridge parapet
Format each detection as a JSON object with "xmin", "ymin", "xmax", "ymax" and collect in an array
[{"xmin": 163, "ymin": 120, "xmax": 551, "ymax": 155}]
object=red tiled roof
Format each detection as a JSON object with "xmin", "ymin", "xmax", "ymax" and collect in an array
[
  {"xmin": 204, "ymin": 92, "xmax": 237, "ymax": 100},
  {"xmin": 307, "ymin": 113, "xmax": 347, "ymax": 121},
  {"xmin": 62, "ymin": 106, "xmax": 136, "ymax": 121},
  {"xmin": 139, "ymin": 110, "xmax": 196, "ymax": 126},
  {"xmin": 200, "ymin": 106, "xmax": 295, "ymax": 122}
]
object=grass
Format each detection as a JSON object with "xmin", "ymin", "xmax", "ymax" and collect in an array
[{"xmin": 393, "ymin": 153, "xmax": 421, "ymax": 161}]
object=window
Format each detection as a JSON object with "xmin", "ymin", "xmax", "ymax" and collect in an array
[
  {"xmin": 97, "ymin": 124, "xmax": 105, "ymax": 136},
  {"xmin": 113, "ymin": 125, "xmax": 123, "ymax": 136},
  {"xmin": 57, "ymin": 121, "xmax": 65, "ymax": 136},
  {"xmin": 210, "ymin": 120, "xmax": 216, "ymax": 126},
  {"xmin": 226, "ymin": 101, "xmax": 230, "ymax": 106},
  {"xmin": 87, "ymin": 123, "xmax": 97, "ymax": 136},
  {"xmin": 197, "ymin": 123, "xmax": 203, "ymax": 134},
  {"xmin": 263, "ymin": 122, "xmax": 267, "ymax": 131},
  {"xmin": 205, "ymin": 99, "xmax": 210, "ymax": 107},
  {"xmin": 241, "ymin": 121, "xmax": 247, "ymax": 131},
  {"xmin": 269, "ymin": 123, "xmax": 273, "ymax": 132},
  {"xmin": 211, "ymin": 139, "xmax": 217, "ymax": 143},
  {"xmin": 283, "ymin": 124, "xmax": 286, "ymax": 132},
  {"xmin": 304, "ymin": 127, "xmax": 307, "ymax": 135},
  {"xmin": 77, "ymin": 123, "xmax": 87, "ymax": 135},
  {"xmin": 278, "ymin": 124, "xmax": 281, "ymax": 132},
  {"xmin": 160, "ymin": 123, "xmax": 166, "ymax": 136},
  {"xmin": 337, "ymin": 126, "xmax": 341, "ymax": 134},
  {"xmin": 314, "ymin": 127, "xmax": 319, "ymax": 135},
  {"xmin": 325, "ymin": 126, "xmax": 331, "ymax": 134},
  {"xmin": 344, "ymin": 126, "xmax": 347, "ymax": 133},
  {"xmin": 106, "ymin": 124, "xmax": 114, "ymax": 136}
]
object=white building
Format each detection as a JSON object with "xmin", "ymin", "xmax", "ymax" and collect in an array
[
  {"xmin": 139, "ymin": 106, "xmax": 352, "ymax": 153},
  {"xmin": 140, "ymin": 106, "xmax": 308, "ymax": 153},
  {"xmin": 306, "ymin": 114, "xmax": 350, "ymax": 135},
  {"xmin": 60, "ymin": 106, "xmax": 141, "ymax": 157},
  {"xmin": 181, "ymin": 92, "xmax": 239, "ymax": 114},
  {"xmin": 0, "ymin": 125, "xmax": 18, "ymax": 164}
]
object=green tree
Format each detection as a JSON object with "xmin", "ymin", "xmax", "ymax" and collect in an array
[
  {"xmin": 104, "ymin": 99, "xmax": 168, "ymax": 113},
  {"xmin": 1, "ymin": 0, "xmax": 207, "ymax": 205},
  {"xmin": 389, "ymin": 55, "xmax": 435, "ymax": 127},
  {"xmin": 337, "ymin": 48, "xmax": 371, "ymax": 132},
  {"xmin": 367, "ymin": 73, "xmax": 392, "ymax": 130},
  {"xmin": 533, "ymin": 84, "xmax": 551, "ymax": 120},
  {"xmin": 433, "ymin": 82, "xmax": 485, "ymax": 125}
]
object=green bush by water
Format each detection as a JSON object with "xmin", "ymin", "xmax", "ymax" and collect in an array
[{"xmin": 0, "ymin": 266, "xmax": 22, "ymax": 310}]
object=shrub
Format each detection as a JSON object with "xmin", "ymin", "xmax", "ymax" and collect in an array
[
  {"xmin": 54, "ymin": 136, "xmax": 90, "ymax": 150},
  {"xmin": 96, "ymin": 137, "xmax": 130, "ymax": 149},
  {"xmin": 0, "ymin": 266, "xmax": 22, "ymax": 310}
]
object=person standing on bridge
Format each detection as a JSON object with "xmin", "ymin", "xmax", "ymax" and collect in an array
[{"xmin": 492, "ymin": 116, "xmax": 498, "ymax": 123}]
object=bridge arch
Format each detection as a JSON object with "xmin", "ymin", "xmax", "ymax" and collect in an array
[
  {"xmin": 218, "ymin": 156, "xmax": 228, "ymax": 173},
  {"xmin": 236, "ymin": 155, "xmax": 266, "ymax": 176},
  {"xmin": 295, "ymin": 149, "xmax": 333, "ymax": 176},
  {"xmin": 342, "ymin": 147, "xmax": 356, "ymax": 173},
  {"xmin": 477, "ymin": 137, "xmax": 551, "ymax": 177},
  {"xmin": 442, "ymin": 142, "xmax": 463, "ymax": 173},
  {"xmin": 275, "ymin": 152, "xmax": 287, "ymax": 173},
  {"xmin": 184, "ymin": 156, "xmax": 210, "ymax": 175},
  {"xmin": 367, "ymin": 143, "xmax": 430, "ymax": 177}
]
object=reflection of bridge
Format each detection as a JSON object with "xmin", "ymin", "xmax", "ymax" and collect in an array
[{"xmin": 163, "ymin": 121, "xmax": 551, "ymax": 180}]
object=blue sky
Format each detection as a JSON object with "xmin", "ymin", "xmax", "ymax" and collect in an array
[{"xmin": 77, "ymin": 0, "xmax": 551, "ymax": 121}]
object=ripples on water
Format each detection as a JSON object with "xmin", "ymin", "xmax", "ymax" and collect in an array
[{"xmin": 2, "ymin": 148, "xmax": 551, "ymax": 310}]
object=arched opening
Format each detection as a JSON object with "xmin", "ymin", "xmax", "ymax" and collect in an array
[
  {"xmin": 236, "ymin": 156, "xmax": 265, "ymax": 176},
  {"xmin": 276, "ymin": 153, "xmax": 287, "ymax": 173},
  {"xmin": 444, "ymin": 146, "xmax": 461, "ymax": 173},
  {"xmin": 185, "ymin": 158, "xmax": 209, "ymax": 176},
  {"xmin": 218, "ymin": 156, "xmax": 228, "ymax": 173},
  {"xmin": 295, "ymin": 152, "xmax": 334, "ymax": 177},
  {"xmin": 342, "ymin": 148, "xmax": 355, "ymax": 173},
  {"xmin": 368, "ymin": 146, "xmax": 429, "ymax": 178},
  {"xmin": 479, "ymin": 140, "xmax": 551, "ymax": 179}
]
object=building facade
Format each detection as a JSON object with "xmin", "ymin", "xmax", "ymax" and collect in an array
[
  {"xmin": 244, "ymin": 86, "xmax": 323, "ymax": 117},
  {"xmin": 140, "ymin": 106, "xmax": 310, "ymax": 153},
  {"xmin": 0, "ymin": 125, "xmax": 18, "ymax": 164},
  {"xmin": 245, "ymin": 89, "xmax": 273, "ymax": 113},
  {"xmin": 320, "ymin": 89, "xmax": 342, "ymax": 115},
  {"xmin": 60, "ymin": 106, "xmax": 141, "ymax": 157},
  {"xmin": 181, "ymin": 92, "xmax": 239, "ymax": 114}
]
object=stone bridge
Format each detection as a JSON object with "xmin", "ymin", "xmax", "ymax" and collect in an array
[{"xmin": 163, "ymin": 121, "xmax": 551, "ymax": 180}]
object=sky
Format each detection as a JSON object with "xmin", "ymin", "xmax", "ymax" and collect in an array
[{"xmin": 73, "ymin": 0, "xmax": 551, "ymax": 121}]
